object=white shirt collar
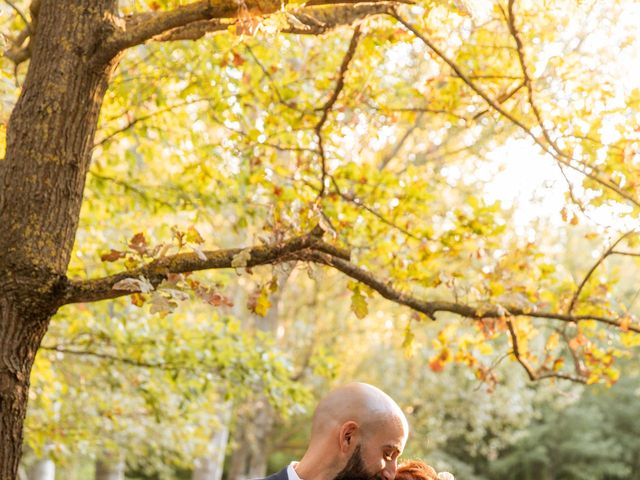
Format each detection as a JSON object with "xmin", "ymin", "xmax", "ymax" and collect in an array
[{"xmin": 287, "ymin": 462, "xmax": 302, "ymax": 480}]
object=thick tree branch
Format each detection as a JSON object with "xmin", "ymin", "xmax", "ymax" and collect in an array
[
  {"xmin": 283, "ymin": 2, "xmax": 395, "ymax": 34},
  {"xmin": 149, "ymin": 3, "xmax": 398, "ymax": 41},
  {"xmin": 60, "ymin": 226, "xmax": 347, "ymax": 305},
  {"xmin": 147, "ymin": 18, "xmax": 227, "ymax": 42},
  {"xmin": 57, "ymin": 226, "xmax": 639, "ymax": 387},
  {"xmin": 105, "ymin": 1, "xmax": 238, "ymax": 55},
  {"xmin": 102, "ymin": 0, "xmax": 397, "ymax": 59},
  {"xmin": 301, "ymin": 250, "xmax": 640, "ymax": 334}
]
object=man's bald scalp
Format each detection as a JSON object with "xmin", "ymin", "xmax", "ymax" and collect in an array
[{"xmin": 310, "ymin": 382, "xmax": 407, "ymax": 439}]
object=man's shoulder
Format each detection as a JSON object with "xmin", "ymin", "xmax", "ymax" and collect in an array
[{"xmin": 256, "ymin": 467, "xmax": 289, "ymax": 480}]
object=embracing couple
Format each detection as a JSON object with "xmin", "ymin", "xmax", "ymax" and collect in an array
[{"xmin": 260, "ymin": 383, "xmax": 454, "ymax": 480}]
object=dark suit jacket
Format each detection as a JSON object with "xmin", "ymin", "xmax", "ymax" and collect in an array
[{"xmin": 259, "ymin": 467, "xmax": 289, "ymax": 480}]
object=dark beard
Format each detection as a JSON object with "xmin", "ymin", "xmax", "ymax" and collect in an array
[{"xmin": 332, "ymin": 445, "xmax": 381, "ymax": 480}]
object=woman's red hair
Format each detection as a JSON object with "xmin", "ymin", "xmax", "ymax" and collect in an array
[{"xmin": 395, "ymin": 460, "xmax": 438, "ymax": 480}]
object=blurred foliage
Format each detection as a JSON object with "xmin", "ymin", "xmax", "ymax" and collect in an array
[{"xmin": 1, "ymin": 0, "xmax": 640, "ymax": 474}]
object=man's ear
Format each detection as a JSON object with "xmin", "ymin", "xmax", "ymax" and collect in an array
[{"xmin": 338, "ymin": 421, "xmax": 359, "ymax": 453}]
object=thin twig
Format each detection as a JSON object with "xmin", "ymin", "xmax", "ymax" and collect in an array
[
  {"xmin": 568, "ymin": 229, "xmax": 637, "ymax": 314},
  {"xmin": 506, "ymin": 319, "xmax": 537, "ymax": 381},
  {"xmin": 505, "ymin": 321, "xmax": 585, "ymax": 383},
  {"xmin": 610, "ymin": 250, "xmax": 640, "ymax": 258},
  {"xmin": 94, "ymin": 97, "xmax": 220, "ymax": 148},
  {"xmin": 88, "ymin": 172, "xmax": 176, "ymax": 209},
  {"xmin": 40, "ymin": 345, "xmax": 177, "ymax": 370},
  {"xmin": 391, "ymin": 11, "xmax": 640, "ymax": 210},
  {"xmin": 4, "ymin": 0, "xmax": 30, "ymax": 31},
  {"xmin": 378, "ymin": 112, "xmax": 424, "ymax": 171},
  {"xmin": 315, "ymin": 26, "xmax": 362, "ymax": 198},
  {"xmin": 244, "ymin": 44, "xmax": 302, "ymax": 112}
]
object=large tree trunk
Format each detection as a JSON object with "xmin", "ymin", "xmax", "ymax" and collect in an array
[{"xmin": 0, "ymin": 2, "xmax": 119, "ymax": 478}]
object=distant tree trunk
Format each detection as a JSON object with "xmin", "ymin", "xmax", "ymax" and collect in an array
[
  {"xmin": 0, "ymin": 2, "xmax": 119, "ymax": 479},
  {"xmin": 95, "ymin": 452, "xmax": 125, "ymax": 480},
  {"xmin": 193, "ymin": 406, "xmax": 231, "ymax": 480},
  {"xmin": 227, "ymin": 401, "xmax": 275, "ymax": 480},
  {"xmin": 26, "ymin": 459, "xmax": 54, "ymax": 480},
  {"xmin": 227, "ymin": 269, "xmax": 290, "ymax": 480}
]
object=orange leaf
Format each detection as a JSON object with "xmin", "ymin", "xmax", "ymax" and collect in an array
[
  {"xmin": 619, "ymin": 316, "xmax": 630, "ymax": 332},
  {"xmin": 553, "ymin": 358, "xmax": 564, "ymax": 371},
  {"xmin": 560, "ymin": 207, "xmax": 568, "ymax": 222},
  {"xmin": 429, "ymin": 358, "xmax": 444, "ymax": 372},
  {"xmin": 129, "ymin": 232, "xmax": 148, "ymax": 255},
  {"xmin": 569, "ymin": 333, "xmax": 588, "ymax": 350},
  {"xmin": 100, "ymin": 249, "xmax": 125, "ymax": 262},
  {"xmin": 131, "ymin": 293, "xmax": 145, "ymax": 307}
]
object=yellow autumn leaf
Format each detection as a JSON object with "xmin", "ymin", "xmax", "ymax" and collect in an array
[
  {"xmin": 253, "ymin": 288, "xmax": 271, "ymax": 317},
  {"xmin": 351, "ymin": 287, "xmax": 368, "ymax": 319},
  {"xmin": 186, "ymin": 225, "xmax": 204, "ymax": 244}
]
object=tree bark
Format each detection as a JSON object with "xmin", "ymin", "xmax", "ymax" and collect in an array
[
  {"xmin": 228, "ymin": 272, "xmax": 289, "ymax": 480},
  {"xmin": 192, "ymin": 405, "xmax": 231, "ymax": 480},
  {"xmin": 0, "ymin": 1, "xmax": 119, "ymax": 478},
  {"xmin": 227, "ymin": 401, "xmax": 275, "ymax": 480},
  {"xmin": 95, "ymin": 452, "xmax": 125, "ymax": 480}
]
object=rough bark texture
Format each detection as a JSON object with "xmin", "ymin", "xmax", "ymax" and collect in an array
[{"xmin": 0, "ymin": 1, "xmax": 119, "ymax": 478}]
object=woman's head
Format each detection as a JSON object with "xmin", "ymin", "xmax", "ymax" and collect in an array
[
  {"xmin": 395, "ymin": 460, "xmax": 438, "ymax": 480},
  {"xmin": 395, "ymin": 460, "xmax": 454, "ymax": 480}
]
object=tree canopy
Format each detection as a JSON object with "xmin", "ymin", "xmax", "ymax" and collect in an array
[{"xmin": 1, "ymin": 0, "xmax": 640, "ymax": 478}]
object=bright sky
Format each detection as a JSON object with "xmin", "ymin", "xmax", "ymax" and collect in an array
[
  {"xmin": 483, "ymin": 138, "xmax": 638, "ymax": 236},
  {"xmin": 483, "ymin": 139, "xmax": 566, "ymax": 225},
  {"xmin": 479, "ymin": 0, "xmax": 640, "ymax": 235}
]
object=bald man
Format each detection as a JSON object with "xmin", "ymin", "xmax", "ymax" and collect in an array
[{"xmin": 260, "ymin": 383, "xmax": 409, "ymax": 480}]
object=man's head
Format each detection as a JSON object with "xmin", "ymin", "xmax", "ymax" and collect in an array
[{"xmin": 296, "ymin": 383, "xmax": 409, "ymax": 480}]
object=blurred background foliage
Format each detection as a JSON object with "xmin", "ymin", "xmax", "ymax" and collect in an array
[{"xmin": 2, "ymin": 0, "xmax": 640, "ymax": 478}]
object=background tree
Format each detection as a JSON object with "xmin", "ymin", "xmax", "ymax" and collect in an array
[{"xmin": 1, "ymin": 1, "xmax": 640, "ymax": 479}]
